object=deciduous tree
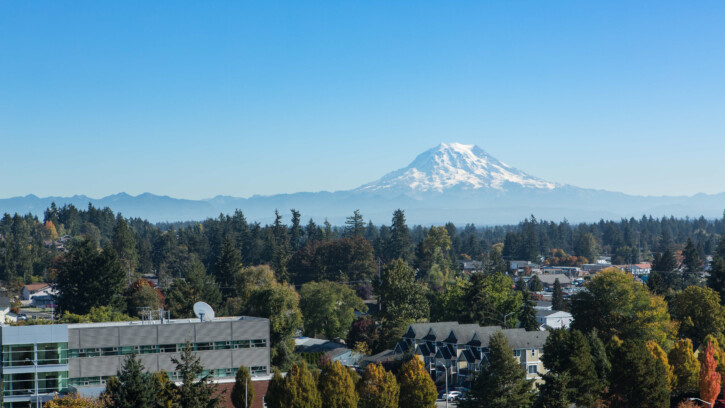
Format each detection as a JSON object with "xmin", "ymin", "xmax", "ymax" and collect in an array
[
  {"xmin": 397, "ymin": 358, "xmax": 436, "ymax": 408},
  {"xmin": 357, "ymin": 362, "xmax": 399, "ymax": 408},
  {"xmin": 669, "ymin": 338, "xmax": 699, "ymax": 395},
  {"xmin": 299, "ymin": 281, "xmax": 366, "ymax": 339},
  {"xmin": 231, "ymin": 365, "xmax": 254, "ymax": 408},
  {"xmin": 318, "ymin": 361, "xmax": 358, "ymax": 408},
  {"xmin": 700, "ymin": 342, "xmax": 721, "ymax": 406}
]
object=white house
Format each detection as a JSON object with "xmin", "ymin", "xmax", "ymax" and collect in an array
[
  {"xmin": 22, "ymin": 283, "xmax": 57, "ymax": 307},
  {"xmin": 536, "ymin": 310, "xmax": 573, "ymax": 330},
  {"xmin": 0, "ymin": 296, "xmax": 12, "ymax": 323}
]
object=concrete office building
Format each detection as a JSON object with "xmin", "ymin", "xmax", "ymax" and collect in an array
[{"xmin": 1, "ymin": 316, "xmax": 270, "ymax": 408}]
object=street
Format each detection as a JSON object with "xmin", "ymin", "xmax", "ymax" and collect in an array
[{"xmin": 436, "ymin": 401, "xmax": 458, "ymax": 407}]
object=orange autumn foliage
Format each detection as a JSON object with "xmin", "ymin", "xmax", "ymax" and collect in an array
[{"xmin": 700, "ymin": 343, "xmax": 721, "ymax": 405}]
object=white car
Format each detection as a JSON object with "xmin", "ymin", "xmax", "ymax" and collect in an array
[{"xmin": 439, "ymin": 390, "xmax": 463, "ymax": 401}]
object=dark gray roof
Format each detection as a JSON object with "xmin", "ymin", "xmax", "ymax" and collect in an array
[
  {"xmin": 302, "ymin": 341, "xmax": 347, "ymax": 354},
  {"xmin": 458, "ymin": 349, "xmax": 476, "ymax": 363},
  {"xmin": 405, "ymin": 322, "xmax": 459, "ymax": 340},
  {"xmin": 502, "ymin": 330, "xmax": 549, "ymax": 349}
]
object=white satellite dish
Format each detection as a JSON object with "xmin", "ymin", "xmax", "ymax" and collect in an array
[{"xmin": 193, "ymin": 302, "xmax": 215, "ymax": 322}]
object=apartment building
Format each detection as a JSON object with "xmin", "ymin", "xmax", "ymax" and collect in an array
[
  {"xmin": 1, "ymin": 316, "xmax": 270, "ymax": 408},
  {"xmin": 393, "ymin": 322, "xmax": 548, "ymax": 386}
]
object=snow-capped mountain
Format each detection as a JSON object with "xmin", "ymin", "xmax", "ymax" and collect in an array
[
  {"xmin": 2, "ymin": 142, "xmax": 725, "ymax": 224},
  {"xmin": 356, "ymin": 143, "xmax": 557, "ymax": 194}
]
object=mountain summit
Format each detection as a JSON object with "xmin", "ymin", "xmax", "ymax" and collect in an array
[
  {"xmin": 2, "ymin": 142, "xmax": 724, "ymax": 224},
  {"xmin": 356, "ymin": 142, "xmax": 557, "ymax": 194}
]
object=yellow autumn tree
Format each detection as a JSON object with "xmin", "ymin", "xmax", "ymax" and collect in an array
[
  {"xmin": 45, "ymin": 220, "xmax": 59, "ymax": 240},
  {"xmin": 669, "ymin": 338, "xmax": 700, "ymax": 395},
  {"xmin": 646, "ymin": 340, "xmax": 675, "ymax": 391},
  {"xmin": 358, "ymin": 362, "xmax": 399, "ymax": 408},
  {"xmin": 45, "ymin": 394, "xmax": 104, "ymax": 408}
]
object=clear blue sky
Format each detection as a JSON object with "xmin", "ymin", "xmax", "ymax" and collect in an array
[{"xmin": 2, "ymin": 1, "xmax": 724, "ymax": 199}]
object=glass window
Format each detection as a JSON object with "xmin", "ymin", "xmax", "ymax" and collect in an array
[
  {"xmin": 119, "ymin": 346, "xmax": 134, "ymax": 355},
  {"xmin": 232, "ymin": 340, "xmax": 250, "ymax": 349},
  {"xmin": 195, "ymin": 343, "xmax": 213, "ymax": 351},
  {"xmin": 101, "ymin": 347, "xmax": 119, "ymax": 356},
  {"xmin": 138, "ymin": 345, "xmax": 158, "ymax": 354},
  {"xmin": 2, "ymin": 344, "xmax": 34, "ymax": 367},
  {"xmin": 251, "ymin": 339, "xmax": 266, "ymax": 348},
  {"xmin": 514, "ymin": 350, "xmax": 521, "ymax": 357},
  {"xmin": 214, "ymin": 341, "xmax": 230, "ymax": 350},
  {"xmin": 531, "ymin": 348, "xmax": 535, "ymax": 356},
  {"xmin": 527, "ymin": 365, "xmax": 538, "ymax": 374},
  {"xmin": 159, "ymin": 344, "xmax": 177, "ymax": 353}
]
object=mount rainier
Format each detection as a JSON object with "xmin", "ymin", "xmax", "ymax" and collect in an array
[{"xmin": 2, "ymin": 143, "xmax": 724, "ymax": 224}]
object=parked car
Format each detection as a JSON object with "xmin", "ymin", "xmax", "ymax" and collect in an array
[{"xmin": 439, "ymin": 390, "xmax": 463, "ymax": 401}]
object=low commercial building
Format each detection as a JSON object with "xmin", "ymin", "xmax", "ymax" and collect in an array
[{"xmin": 1, "ymin": 316, "xmax": 270, "ymax": 408}]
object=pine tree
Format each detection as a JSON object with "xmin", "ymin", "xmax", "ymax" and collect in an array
[
  {"xmin": 318, "ymin": 361, "xmax": 358, "ymax": 408},
  {"xmin": 683, "ymin": 237, "xmax": 702, "ymax": 286},
  {"xmin": 527, "ymin": 275, "xmax": 543, "ymax": 292},
  {"xmin": 231, "ymin": 365, "xmax": 255, "ymax": 408},
  {"xmin": 214, "ymin": 236, "xmax": 241, "ymax": 292},
  {"xmin": 104, "ymin": 354, "xmax": 154, "ymax": 408},
  {"xmin": 708, "ymin": 238, "xmax": 725, "ymax": 303},
  {"xmin": 265, "ymin": 368, "xmax": 285, "ymax": 408},
  {"xmin": 345, "ymin": 209, "xmax": 366, "ymax": 238},
  {"xmin": 357, "ymin": 362, "xmax": 399, "ymax": 408},
  {"xmin": 551, "ymin": 278, "xmax": 565, "ymax": 311},
  {"xmin": 567, "ymin": 330, "xmax": 603, "ymax": 406},
  {"xmin": 587, "ymin": 329, "xmax": 611, "ymax": 384},
  {"xmin": 282, "ymin": 361, "xmax": 321, "ymax": 408},
  {"xmin": 534, "ymin": 372, "xmax": 570, "ymax": 408},
  {"xmin": 289, "ymin": 209, "xmax": 304, "ymax": 251},
  {"xmin": 151, "ymin": 371, "xmax": 177, "ymax": 408},
  {"xmin": 519, "ymin": 289, "xmax": 539, "ymax": 331},
  {"xmin": 669, "ymin": 338, "xmax": 700, "ymax": 395},
  {"xmin": 460, "ymin": 331, "xmax": 534, "ymax": 408},
  {"xmin": 386, "ymin": 209, "xmax": 411, "ymax": 261},
  {"xmin": 171, "ymin": 343, "xmax": 220, "ymax": 408},
  {"xmin": 397, "ymin": 358, "xmax": 437, "ymax": 408}
]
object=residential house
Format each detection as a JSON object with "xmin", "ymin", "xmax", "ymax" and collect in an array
[
  {"xmin": 0, "ymin": 296, "xmax": 12, "ymax": 323},
  {"xmin": 533, "ymin": 301, "xmax": 552, "ymax": 311},
  {"xmin": 536, "ymin": 310, "xmax": 573, "ymax": 330},
  {"xmin": 394, "ymin": 322, "xmax": 548, "ymax": 386},
  {"xmin": 22, "ymin": 283, "xmax": 56, "ymax": 302},
  {"xmin": 459, "ymin": 260, "xmax": 482, "ymax": 274}
]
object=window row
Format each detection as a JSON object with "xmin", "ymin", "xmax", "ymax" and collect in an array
[
  {"xmin": 2, "ymin": 371, "xmax": 68, "ymax": 397},
  {"xmin": 2, "ymin": 343, "xmax": 68, "ymax": 367},
  {"xmin": 68, "ymin": 339, "xmax": 267, "ymax": 358}
]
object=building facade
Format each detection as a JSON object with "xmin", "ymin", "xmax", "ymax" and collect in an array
[
  {"xmin": 393, "ymin": 322, "xmax": 548, "ymax": 387},
  {"xmin": 1, "ymin": 316, "xmax": 270, "ymax": 408}
]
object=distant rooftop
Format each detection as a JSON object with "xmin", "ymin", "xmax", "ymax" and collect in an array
[{"xmin": 0, "ymin": 315, "xmax": 267, "ymax": 329}]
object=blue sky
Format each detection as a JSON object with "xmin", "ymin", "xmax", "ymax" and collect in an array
[{"xmin": 1, "ymin": 1, "xmax": 724, "ymax": 199}]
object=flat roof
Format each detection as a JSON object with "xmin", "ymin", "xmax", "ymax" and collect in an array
[{"xmin": 1, "ymin": 316, "xmax": 267, "ymax": 330}]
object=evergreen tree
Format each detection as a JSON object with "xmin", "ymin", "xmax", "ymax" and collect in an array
[
  {"xmin": 708, "ymin": 237, "xmax": 725, "ymax": 303},
  {"xmin": 151, "ymin": 371, "xmax": 177, "ymax": 408},
  {"xmin": 214, "ymin": 236, "xmax": 241, "ymax": 293},
  {"xmin": 54, "ymin": 239, "xmax": 126, "ymax": 315},
  {"xmin": 527, "ymin": 275, "xmax": 543, "ymax": 292},
  {"xmin": 318, "ymin": 361, "xmax": 358, "ymax": 408},
  {"xmin": 104, "ymin": 354, "xmax": 154, "ymax": 408},
  {"xmin": 112, "ymin": 215, "xmax": 138, "ymax": 283},
  {"xmin": 682, "ymin": 237, "xmax": 702, "ymax": 286},
  {"xmin": 608, "ymin": 340, "xmax": 669, "ymax": 408},
  {"xmin": 648, "ymin": 248, "xmax": 680, "ymax": 294},
  {"xmin": 587, "ymin": 329, "xmax": 611, "ymax": 384},
  {"xmin": 357, "ymin": 362, "xmax": 399, "ymax": 408},
  {"xmin": 460, "ymin": 331, "xmax": 534, "ymax": 408},
  {"xmin": 171, "ymin": 343, "xmax": 220, "ymax": 408},
  {"xmin": 282, "ymin": 361, "xmax": 321, "ymax": 408},
  {"xmin": 541, "ymin": 329, "xmax": 603, "ymax": 406},
  {"xmin": 344, "ymin": 209, "xmax": 366, "ymax": 238},
  {"xmin": 534, "ymin": 372, "xmax": 570, "ymax": 408},
  {"xmin": 397, "ymin": 358, "xmax": 436, "ymax": 408},
  {"xmin": 519, "ymin": 289, "xmax": 539, "ymax": 331},
  {"xmin": 551, "ymin": 278, "xmax": 565, "ymax": 311},
  {"xmin": 289, "ymin": 209, "xmax": 304, "ymax": 251},
  {"xmin": 386, "ymin": 209, "xmax": 411, "ymax": 261},
  {"xmin": 265, "ymin": 368, "xmax": 285, "ymax": 408},
  {"xmin": 231, "ymin": 365, "xmax": 254, "ymax": 408}
]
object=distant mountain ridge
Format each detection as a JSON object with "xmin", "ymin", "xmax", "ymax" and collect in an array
[{"xmin": 2, "ymin": 143, "xmax": 724, "ymax": 224}]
